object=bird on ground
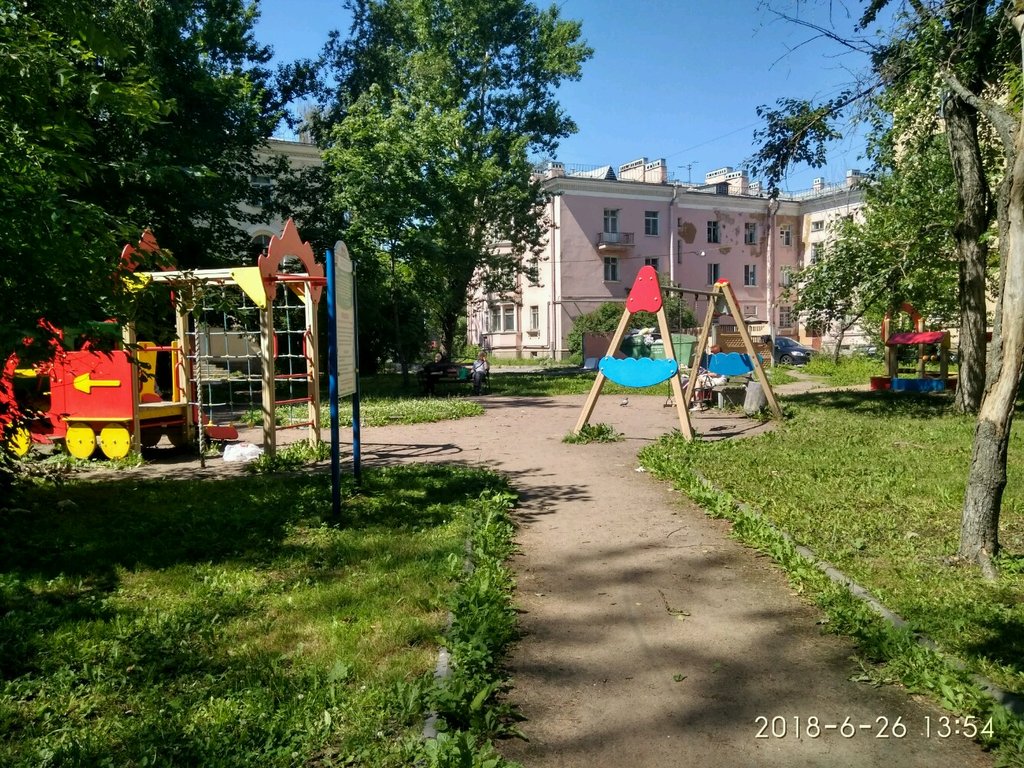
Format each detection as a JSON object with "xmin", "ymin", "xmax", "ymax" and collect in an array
[{"xmin": 620, "ymin": 397, "xmax": 629, "ymax": 407}]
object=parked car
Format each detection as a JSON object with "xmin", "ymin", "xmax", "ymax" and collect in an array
[{"xmin": 772, "ymin": 336, "xmax": 815, "ymax": 365}]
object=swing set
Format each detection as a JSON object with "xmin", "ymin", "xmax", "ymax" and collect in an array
[{"xmin": 573, "ymin": 268, "xmax": 782, "ymax": 439}]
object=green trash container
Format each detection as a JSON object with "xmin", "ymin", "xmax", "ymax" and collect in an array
[
  {"xmin": 650, "ymin": 340, "xmax": 665, "ymax": 359},
  {"xmin": 620, "ymin": 335, "xmax": 649, "ymax": 358},
  {"xmin": 671, "ymin": 334, "xmax": 696, "ymax": 366}
]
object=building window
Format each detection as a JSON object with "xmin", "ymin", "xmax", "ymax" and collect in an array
[
  {"xmin": 743, "ymin": 305, "xmax": 757, "ymax": 317},
  {"xmin": 249, "ymin": 233, "xmax": 272, "ymax": 260},
  {"xmin": 744, "ymin": 222, "xmax": 757, "ymax": 245},
  {"xmin": 526, "ymin": 257, "xmax": 541, "ymax": 287},
  {"xmin": 744, "ymin": 264, "xmax": 757, "ymax": 286},
  {"xmin": 808, "ymin": 244, "xmax": 820, "ymax": 265},
  {"xmin": 707, "ymin": 263, "xmax": 720, "ymax": 285},
  {"xmin": 780, "ymin": 224, "xmax": 793, "ymax": 246},
  {"xmin": 644, "ymin": 257, "xmax": 659, "ymax": 271},
  {"xmin": 488, "ymin": 303, "xmax": 516, "ymax": 332},
  {"xmin": 251, "ymin": 175, "xmax": 273, "ymax": 205},
  {"xmin": 779, "ymin": 305, "xmax": 793, "ymax": 328},
  {"xmin": 707, "ymin": 220, "xmax": 720, "ymax": 244},
  {"xmin": 781, "ymin": 266, "xmax": 794, "ymax": 287},
  {"xmin": 644, "ymin": 211, "xmax": 660, "ymax": 236},
  {"xmin": 529, "ymin": 305, "xmax": 540, "ymax": 331},
  {"xmin": 603, "ymin": 209, "xmax": 619, "ymax": 234},
  {"xmin": 811, "ymin": 220, "xmax": 825, "ymax": 232},
  {"xmin": 604, "ymin": 256, "xmax": 619, "ymax": 282}
]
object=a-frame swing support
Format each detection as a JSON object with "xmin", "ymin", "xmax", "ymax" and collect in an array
[
  {"xmin": 683, "ymin": 279, "xmax": 783, "ymax": 421},
  {"xmin": 573, "ymin": 267, "xmax": 693, "ymax": 439}
]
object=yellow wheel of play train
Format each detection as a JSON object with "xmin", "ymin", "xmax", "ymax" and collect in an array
[
  {"xmin": 65, "ymin": 423, "xmax": 97, "ymax": 459},
  {"xmin": 7, "ymin": 426, "xmax": 32, "ymax": 457},
  {"xmin": 99, "ymin": 424, "xmax": 131, "ymax": 460}
]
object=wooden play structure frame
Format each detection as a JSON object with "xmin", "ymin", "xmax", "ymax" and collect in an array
[
  {"xmin": 573, "ymin": 276, "xmax": 782, "ymax": 440},
  {"xmin": 873, "ymin": 302, "xmax": 952, "ymax": 392},
  {"xmin": 137, "ymin": 218, "xmax": 325, "ymax": 456}
]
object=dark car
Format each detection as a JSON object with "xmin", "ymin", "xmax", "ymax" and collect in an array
[{"xmin": 772, "ymin": 336, "xmax": 815, "ymax": 365}]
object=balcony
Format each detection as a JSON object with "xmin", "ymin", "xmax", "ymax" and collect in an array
[{"xmin": 596, "ymin": 231, "xmax": 634, "ymax": 251}]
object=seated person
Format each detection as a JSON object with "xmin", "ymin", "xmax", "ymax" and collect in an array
[
  {"xmin": 471, "ymin": 351, "xmax": 489, "ymax": 395},
  {"xmin": 422, "ymin": 352, "xmax": 446, "ymax": 395}
]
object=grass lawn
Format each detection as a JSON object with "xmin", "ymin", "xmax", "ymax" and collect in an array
[
  {"xmin": 354, "ymin": 365, "xmax": 798, "ymax": 401},
  {"xmin": 639, "ymin": 389, "xmax": 1024, "ymax": 757},
  {"xmin": 803, "ymin": 354, "xmax": 887, "ymax": 386},
  {"xmin": 0, "ymin": 465, "xmax": 519, "ymax": 767}
]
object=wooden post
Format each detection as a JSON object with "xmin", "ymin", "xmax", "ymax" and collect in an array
[
  {"xmin": 940, "ymin": 335, "xmax": 949, "ymax": 383},
  {"xmin": 261, "ymin": 301, "xmax": 276, "ymax": 456},
  {"xmin": 122, "ymin": 322, "xmax": 142, "ymax": 455},
  {"xmin": 573, "ymin": 308, "xmax": 633, "ymax": 433},
  {"xmin": 715, "ymin": 280, "xmax": 783, "ymax": 420},
  {"xmin": 176, "ymin": 307, "xmax": 195, "ymax": 444},
  {"xmin": 304, "ymin": 286, "xmax": 320, "ymax": 446},
  {"xmin": 684, "ymin": 287, "xmax": 719, "ymax": 406},
  {"xmin": 654, "ymin": 305, "xmax": 694, "ymax": 440}
]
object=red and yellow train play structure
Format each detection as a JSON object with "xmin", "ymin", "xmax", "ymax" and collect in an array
[
  {"xmin": 4, "ymin": 331, "xmax": 201, "ymax": 459},
  {"xmin": 2, "ymin": 220, "xmax": 325, "ymax": 460}
]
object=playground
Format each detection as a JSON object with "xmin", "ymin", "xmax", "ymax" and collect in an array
[
  {"xmin": 2, "ymin": 229, "xmax": 1019, "ymax": 765},
  {"xmin": 7, "ymin": 355, "xmax": 1024, "ymax": 765},
  {"xmin": 310, "ymin": 389, "xmax": 993, "ymax": 767}
]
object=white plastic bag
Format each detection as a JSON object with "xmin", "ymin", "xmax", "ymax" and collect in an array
[{"xmin": 222, "ymin": 442, "xmax": 264, "ymax": 463}]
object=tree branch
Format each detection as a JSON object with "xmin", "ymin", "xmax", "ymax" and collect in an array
[{"xmin": 940, "ymin": 71, "xmax": 1016, "ymax": 151}]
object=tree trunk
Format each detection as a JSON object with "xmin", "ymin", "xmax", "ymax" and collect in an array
[
  {"xmin": 832, "ymin": 324, "xmax": 845, "ymax": 364},
  {"xmin": 441, "ymin": 313, "xmax": 457, "ymax": 362},
  {"xmin": 958, "ymin": 89, "xmax": 1024, "ymax": 575},
  {"xmin": 944, "ymin": 94, "xmax": 991, "ymax": 415}
]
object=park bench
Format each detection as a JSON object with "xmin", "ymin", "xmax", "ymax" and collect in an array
[{"xmin": 418, "ymin": 361, "xmax": 488, "ymax": 394}]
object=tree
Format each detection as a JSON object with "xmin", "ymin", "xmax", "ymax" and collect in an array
[
  {"xmin": 81, "ymin": 0, "xmax": 303, "ymax": 270},
  {"xmin": 0, "ymin": 0, "xmax": 301, "ymax": 357},
  {"xmin": 792, "ymin": 137, "xmax": 962, "ymax": 361},
  {"xmin": 0, "ymin": 1, "xmax": 167, "ymax": 356},
  {"xmin": 0, "ymin": 0, "xmax": 303, "ymax": 464},
  {"xmin": 861, "ymin": 0, "xmax": 1005, "ymax": 416},
  {"xmin": 752, "ymin": 1, "xmax": 1016, "ymax": 574},
  {"xmin": 566, "ymin": 296, "xmax": 698, "ymax": 361},
  {"xmin": 943, "ymin": 6, "xmax": 1024, "ymax": 576},
  {"xmin": 319, "ymin": 0, "xmax": 591, "ymax": 357},
  {"xmin": 752, "ymin": 1, "xmax": 1001, "ymax": 415},
  {"xmin": 856, "ymin": 0, "xmax": 1020, "ymax": 576}
]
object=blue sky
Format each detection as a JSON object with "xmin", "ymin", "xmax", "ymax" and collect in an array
[{"xmin": 254, "ymin": 0, "xmax": 886, "ymax": 192}]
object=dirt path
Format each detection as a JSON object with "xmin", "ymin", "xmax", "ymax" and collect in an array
[{"xmin": 355, "ymin": 390, "xmax": 992, "ymax": 768}]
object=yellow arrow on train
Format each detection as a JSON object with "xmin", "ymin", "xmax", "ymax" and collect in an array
[{"xmin": 73, "ymin": 372, "xmax": 121, "ymax": 394}]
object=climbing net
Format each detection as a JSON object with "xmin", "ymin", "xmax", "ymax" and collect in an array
[{"xmin": 190, "ymin": 280, "xmax": 314, "ymax": 431}]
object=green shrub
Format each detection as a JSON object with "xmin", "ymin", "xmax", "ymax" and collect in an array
[{"xmin": 563, "ymin": 423, "xmax": 623, "ymax": 444}]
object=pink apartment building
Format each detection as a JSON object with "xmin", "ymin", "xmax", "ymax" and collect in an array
[{"xmin": 469, "ymin": 158, "xmax": 865, "ymax": 359}]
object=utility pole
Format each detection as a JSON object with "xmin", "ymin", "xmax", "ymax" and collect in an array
[{"xmin": 766, "ymin": 195, "xmax": 780, "ymax": 366}]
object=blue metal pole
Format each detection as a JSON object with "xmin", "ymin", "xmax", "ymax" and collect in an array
[{"xmin": 325, "ymin": 247, "xmax": 342, "ymax": 521}]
